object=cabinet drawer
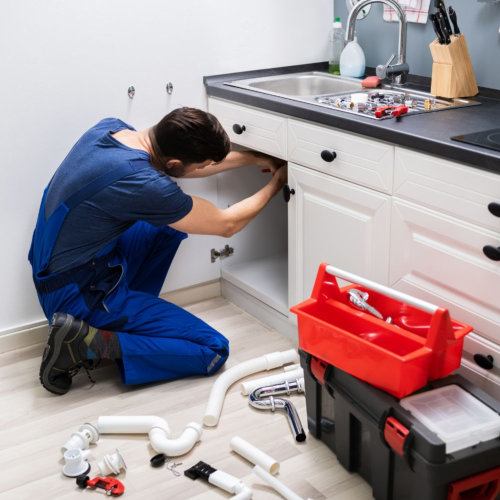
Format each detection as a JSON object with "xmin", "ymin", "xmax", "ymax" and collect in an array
[
  {"xmin": 208, "ymin": 98, "xmax": 286, "ymax": 159},
  {"xmin": 394, "ymin": 147, "xmax": 500, "ymax": 233},
  {"xmin": 390, "ymin": 198, "xmax": 500, "ymax": 346},
  {"xmin": 288, "ymin": 119, "xmax": 394, "ymax": 194}
]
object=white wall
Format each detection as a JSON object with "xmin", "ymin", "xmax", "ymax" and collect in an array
[{"xmin": 0, "ymin": 0, "xmax": 332, "ymax": 334}]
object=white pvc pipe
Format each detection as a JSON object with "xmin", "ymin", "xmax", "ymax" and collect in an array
[
  {"xmin": 230, "ymin": 436, "xmax": 279, "ymax": 475},
  {"xmin": 253, "ymin": 465, "xmax": 307, "ymax": 500},
  {"xmin": 98, "ymin": 415, "xmax": 169, "ymax": 434},
  {"xmin": 208, "ymin": 470, "xmax": 253, "ymax": 499},
  {"xmin": 97, "ymin": 416, "xmax": 202, "ymax": 457},
  {"xmin": 203, "ymin": 349, "xmax": 298, "ymax": 427},
  {"xmin": 240, "ymin": 367, "xmax": 304, "ymax": 395}
]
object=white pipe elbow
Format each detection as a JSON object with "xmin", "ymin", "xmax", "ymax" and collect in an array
[
  {"xmin": 203, "ymin": 349, "xmax": 298, "ymax": 427},
  {"xmin": 233, "ymin": 486, "xmax": 253, "ymax": 499},
  {"xmin": 149, "ymin": 422, "xmax": 202, "ymax": 457},
  {"xmin": 209, "ymin": 470, "xmax": 253, "ymax": 499}
]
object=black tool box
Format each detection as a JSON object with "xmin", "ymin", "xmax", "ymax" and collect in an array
[{"xmin": 299, "ymin": 349, "xmax": 500, "ymax": 500}]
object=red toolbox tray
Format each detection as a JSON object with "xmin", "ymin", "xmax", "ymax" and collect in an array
[{"xmin": 290, "ymin": 263, "xmax": 473, "ymax": 398}]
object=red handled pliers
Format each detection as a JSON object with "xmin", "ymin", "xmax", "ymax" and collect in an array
[{"xmin": 375, "ymin": 105, "xmax": 409, "ymax": 118}]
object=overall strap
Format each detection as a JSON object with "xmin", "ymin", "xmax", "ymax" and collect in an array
[
  {"xmin": 63, "ymin": 162, "xmax": 138, "ymax": 210},
  {"xmin": 32, "ymin": 160, "xmax": 150, "ymax": 293}
]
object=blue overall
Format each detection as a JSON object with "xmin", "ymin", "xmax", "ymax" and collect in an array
[{"xmin": 29, "ymin": 129, "xmax": 229, "ymax": 386}]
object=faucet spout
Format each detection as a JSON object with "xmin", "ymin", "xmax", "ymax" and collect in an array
[{"xmin": 346, "ymin": 0, "xmax": 409, "ymax": 84}]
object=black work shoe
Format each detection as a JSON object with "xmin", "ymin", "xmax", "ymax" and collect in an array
[{"xmin": 39, "ymin": 313, "xmax": 92, "ymax": 395}]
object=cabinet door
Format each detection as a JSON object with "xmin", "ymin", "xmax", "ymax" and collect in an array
[
  {"xmin": 288, "ymin": 163, "xmax": 391, "ymax": 309},
  {"xmin": 390, "ymin": 198, "xmax": 500, "ymax": 346},
  {"xmin": 208, "ymin": 98, "xmax": 287, "ymax": 158}
]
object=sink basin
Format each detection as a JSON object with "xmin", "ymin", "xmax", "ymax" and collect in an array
[
  {"xmin": 225, "ymin": 71, "xmax": 363, "ymax": 97},
  {"xmin": 224, "ymin": 71, "xmax": 480, "ymax": 120}
]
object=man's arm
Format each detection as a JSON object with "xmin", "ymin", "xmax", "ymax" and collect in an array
[
  {"xmin": 182, "ymin": 151, "xmax": 285, "ymax": 178},
  {"xmin": 169, "ymin": 167, "xmax": 287, "ymax": 237}
]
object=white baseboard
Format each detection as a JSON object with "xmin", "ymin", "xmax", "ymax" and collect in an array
[
  {"xmin": 221, "ymin": 279, "xmax": 298, "ymax": 346},
  {"xmin": 0, "ymin": 321, "xmax": 48, "ymax": 353},
  {"xmin": 160, "ymin": 279, "xmax": 221, "ymax": 307},
  {"xmin": 0, "ymin": 280, "xmax": 222, "ymax": 354}
]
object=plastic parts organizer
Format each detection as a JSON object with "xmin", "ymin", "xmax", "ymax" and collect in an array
[
  {"xmin": 290, "ymin": 263, "xmax": 473, "ymax": 398},
  {"xmin": 400, "ymin": 385, "xmax": 500, "ymax": 453}
]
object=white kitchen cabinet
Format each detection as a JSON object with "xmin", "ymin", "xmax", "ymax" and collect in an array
[
  {"xmin": 391, "ymin": 147, "xmax": 500, "ymax": 397},
  {"xmin": 207, "ymin": 96, "xmax": 500, "ymax": 397},
  {"xmin": 287, "ymin": 162, "xmax": 391, "ymax": 309}
]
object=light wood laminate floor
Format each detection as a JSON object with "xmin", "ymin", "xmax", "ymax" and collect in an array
[{"xmin": 0, "ymin": 297, "xmax": 373, "ymax": 499}]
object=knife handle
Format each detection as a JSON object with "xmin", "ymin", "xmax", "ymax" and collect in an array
[
  {"xmin": 436, "ymin": 11, "xmax": 451, "ymax": 44},
  {"xmin": 430, "ymin": 13, "xmax": 445, "ymax": 44},
  {"xmin": 448, "ymin": 6, "xmax": 460, "ymax": 35}
]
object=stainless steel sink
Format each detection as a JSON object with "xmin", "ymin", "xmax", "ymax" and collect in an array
[
  {"xmin": 224, "ymin": 71, "xmax": 480, "ymax": 120},
  {"xmin": 225, "ymin": 71, "xmax": 363, "ymax": 97}
]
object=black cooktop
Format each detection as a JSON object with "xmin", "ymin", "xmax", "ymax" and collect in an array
[{"xmin": 451, "ymin": 127, "xmax": 500, "ymax": 153}]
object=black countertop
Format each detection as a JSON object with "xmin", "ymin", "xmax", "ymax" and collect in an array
[{"xmin": 204, "ymin": 62, "xmax": 500, "ymax": 175}]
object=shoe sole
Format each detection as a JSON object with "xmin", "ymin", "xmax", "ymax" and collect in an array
[{"xmin": 39, "ymin": 314, "xmax": 75, "ymax": 395}]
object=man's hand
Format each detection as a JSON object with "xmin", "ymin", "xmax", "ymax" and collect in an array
[
  {"xmin": 245, "ymin": 150, "xmax": 287, "ymax": 174},
  {"xmin": 272, "ymin": 163, "xmax": 288, "ymax": 189}
]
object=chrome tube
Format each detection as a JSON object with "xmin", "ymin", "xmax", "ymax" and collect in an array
[{"xmin": 249, "ymin": 379, "xmax": 306, "ymax": 442}]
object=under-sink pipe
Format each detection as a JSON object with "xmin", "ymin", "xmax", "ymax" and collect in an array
[
  {"xmin": 253, "ymin": 465, "xmax": 310, "ymax": 500},
  {"xmin": 241, "ymin": 367, "xmax": 304, "ymax": 395},
  {"xmin": 203, "ymin": 349, "xmax": 298, "ymax": 427},
  {"xmin": 97, "ymin": 416, "xmax": 202, "ymax": 457},
  {"xmin": 249, "ymin": 378, "xmax": 306, "ymax": 442}
]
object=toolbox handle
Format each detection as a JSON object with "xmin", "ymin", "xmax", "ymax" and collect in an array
[{"xmin": 325, "ymin": 265, "xmax": 439, "ymax": 315}]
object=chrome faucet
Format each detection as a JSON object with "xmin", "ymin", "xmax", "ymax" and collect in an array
[{"xmin": 346, "ymin": 0, "xmax": 409, "ymax": 85}]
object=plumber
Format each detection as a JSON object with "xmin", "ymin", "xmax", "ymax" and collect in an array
[{"xmin": 29, "ymin": 108, "xmax": 287, "ymax": 395}]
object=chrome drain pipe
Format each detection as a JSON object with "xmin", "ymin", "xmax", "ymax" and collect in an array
[{"xmin": 249, "ymin": 379, "xmax": 306, "ymax": 442}]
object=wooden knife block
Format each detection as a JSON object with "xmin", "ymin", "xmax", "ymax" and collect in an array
[{"xmin": 429, "ymin": 35, "xmax": 478, "ymax": 98}]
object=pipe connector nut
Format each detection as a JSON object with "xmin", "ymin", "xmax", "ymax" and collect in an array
[
  {"xmin": 61, "ymin": 423, "xmax": 99, "ymax": 454},
  {"xmin": 97, "ymin": 449, "xmax": 127, "ymax": 475}
]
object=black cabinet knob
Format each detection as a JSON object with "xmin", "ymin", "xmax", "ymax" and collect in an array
[
  {"xmin": 488, "ymin": 202, "xmax": 500, "ymax": 217},
  {"xmin": 483, "ymin": 245, "xmax": 500, "ymax": 261},
  {"xmin": 473, "ymin": 354, "xmax": 494, "ymax": 370},
  {"xmin": 320, "ymin": 150, "xmax": 337, "ymax": 162},
  {"xmin": 232, "ymin": 124, "xmax": 246, "ymax": 135},
  {"xmin": 283, "ymin": 185, "xmax": 295, "ymax": 203}
]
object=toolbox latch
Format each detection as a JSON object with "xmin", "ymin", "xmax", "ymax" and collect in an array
[
  {"xmin": 310, "ymin": 356, "xmax": 328, "ymax": 385},
  {"xmin": 447, "ymin": 466, "xmax": 500, "ymax": 500},
  {"xmin": 384, "ymin": 416, "xmax": 410, "ymax": 457}
]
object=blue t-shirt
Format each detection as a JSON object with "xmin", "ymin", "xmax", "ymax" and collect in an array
[{"xmin": 45, "ymin": 118, "xmax": 193, "ymax": 274}]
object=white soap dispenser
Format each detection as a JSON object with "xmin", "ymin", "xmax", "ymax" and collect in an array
[{"xmin": 339, "ymin": 36, "xmax": 366, "ymax": 78}]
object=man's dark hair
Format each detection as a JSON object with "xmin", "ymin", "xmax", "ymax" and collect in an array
[{"xmin": 149, "ymin": 107, "xmax": 230, "ymax": 176}]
